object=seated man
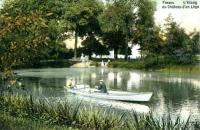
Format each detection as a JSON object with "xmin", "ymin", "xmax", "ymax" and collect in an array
[{"xmin": 97, "ymin": 80, "xmax": 107, "ymax": 93}]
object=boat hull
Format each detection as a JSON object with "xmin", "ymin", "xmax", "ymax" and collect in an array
[{"xmin": 66, "ymin": 85, "xmax": 153, "ymax": 102}]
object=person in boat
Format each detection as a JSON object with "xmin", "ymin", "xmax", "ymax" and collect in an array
[
  {"xmin": 66, "ymin": 78, "xmax": 75, "ymax": 88},
  {"xmin": 97, "ymin": 80, "xmax": 107, "ymax": 93}
]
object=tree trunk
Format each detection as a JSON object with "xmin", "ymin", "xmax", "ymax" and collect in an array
[
  {"xmin": 89, "ymin": 53, "xmax": 92, "ymax": 60},
  {"xmin": 74, "ymin": 30, "xmax": 78, "ymax": 60},
  {"xmin": 124, "ymin": 32, "xmax": 129, "ymax": 60},
  {"xmin": 114, "ymin": 48, "xmax": 118, "ymax": 59},
  {"xmin": 156, "ymin": 55, "xmax": 159, "ymax": 65}
]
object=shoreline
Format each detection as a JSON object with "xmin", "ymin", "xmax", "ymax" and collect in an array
[{"xmin": 9, "ymin": 59, "xmax": 200, "ymax": 75}]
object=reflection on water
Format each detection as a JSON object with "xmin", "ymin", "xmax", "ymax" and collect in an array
[
  {"xmin": 65, "ymin": 96, "xmax": 150, "ymax": 113},
  {"xmin": 14, "ymin": 67, "xmax": 200, "ymax": 121}
]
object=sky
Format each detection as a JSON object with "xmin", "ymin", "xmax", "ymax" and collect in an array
[
  {"xmin": 154, "ymin": 0, "xmax": 200, "ymax": 32},
  {"xmin": 0, "ymin": 0, "xmax": 2, "ymax": 7},
  {"xmin": 102, "ymin": 0, "xmax": 200, "ymax": 32}
]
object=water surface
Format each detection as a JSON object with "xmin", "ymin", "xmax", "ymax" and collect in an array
[{"xmin": 12, "ymin": 67, "xmax": 200, "ymax": 121}]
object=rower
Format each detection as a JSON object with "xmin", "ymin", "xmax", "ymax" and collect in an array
[
  {"xmin": 97, "ymin": 80, "xmax": 107, "ymax": 93},
  {"xmin": 66, "ymin": 78, "xmax": 75, "ymax": 88}
]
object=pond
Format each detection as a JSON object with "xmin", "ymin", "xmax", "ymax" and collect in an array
[{"xmin": 10, "ymin": 67, "xmax": 200, "ymax": 121}]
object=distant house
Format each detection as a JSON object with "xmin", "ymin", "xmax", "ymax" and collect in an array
[{"xmin": 64, "ymin": 37, "xmax": 83, "ymax": 49}]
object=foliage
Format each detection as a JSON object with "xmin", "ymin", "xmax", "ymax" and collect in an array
[
  {"xmin": 108, "ymin": 59, "xmax": 200, "ymax": 74},
  {"xmin": 191, "ymin": 32, "xmax": 200, "ymax": 54},
  {"xmin": 0, "ymin": 0, "xmax": 199, "ymax": 74},
  {"xmin": 0, "ymin": 111, "xmax": 74, "ymax": 130},
  {"xmin": 108, "ymin": 60, "xmax": 145, "ymax": 69},
  {"xmin": 100, "ymin": 1, "xmax": 136, "ymax": 59},
  {"xmin": 13, "ymin": 60, "xmax": 78, "ymax": 70},
  {"xmin": 0, "ymin": 94, "xmax": 197, "ymax": 129},
  {"xmin": 0, "ymin": 0, "xmax": 68, "ymax": 75},
  {"xmin": 0, "ymin": 2, "xmax": 45, "ymax": 75},
  {"xmin": 81, "ymin": 35, "xmax": 109, "ymax": 59},
  {"xmin": 158, "ymin": 64, "xmax": 200, "ymax": 74},
  {"xmin": 102, "ymin": 31, "xmax": 126, "ymax": 59},
  {"xmin": 134, "ymin": 0, "xmax": 158, "ymax": 55},
  {"xmin": 0, "ymin": 94, "xmax": 124, "ymax": 129},
  {"xmin": 163, "ymin": 16, "xmax": 199, "ymax": 64},
  {"xmin": 64, "ymin": 0, "xmax": 103, "ymax": 59},
  {"xmin": 47, "ymin": 43, "xmax": 69, "ymax": 60}
]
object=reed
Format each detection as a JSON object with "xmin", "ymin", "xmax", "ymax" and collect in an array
[
  {"xmin": 126, "ymin": 112, "xmax": 192, "ymax": 130},
  {"xmin": 0, "ymin": 110, "xmax": 76, "ymax": 130},
  {"xmin": 158, "ymin": 64, "xmax": 200, "ymax": 74},
  {"xmin": 0, "ymin": 94, "xmax": 198, "ymax": 130},
  {"xmin": 107, "ymin": 59, "xmax": 200, "ymax": 74}
]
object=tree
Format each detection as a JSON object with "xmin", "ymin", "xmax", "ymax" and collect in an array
[
  {"xmin": 0, "ymin": 0, "xmax": 68, "ymax": 75},
  {"xmin": 102, "ymin": 31, "xmax": 126, "ymax": 59},
  {"xmin": 163, "ymin": 16, "xmax": 197, "ymax": 64},
  {"xmin": 191, "ymin": 32, "xmax": 200, "ymax": 55},
  {"xmin": 64, "ymin": 0, "xmax": 103, "ymax": 59},
  {"xmin": 0, "ymin": 1, "xmax": 46, "ymax": 75},
  {"xmin": 135, "ymin": 0, "xmax": 157, "ymax": 56},
  {"xmin": 100, "ymin": 2, "xmax": 136, "ymax": 59},
  {"xmin": 34, "ymin": 0, "xmax": 69, "ymax": 60},
  {"xmin": 81, "ymin": 35, "xmax": 109, "ymax": 59}
]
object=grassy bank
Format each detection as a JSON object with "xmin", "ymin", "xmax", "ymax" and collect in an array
[
  {"xmin": 157, "ymin": 64, "xmax": 200, "ymax": 74},
  {"xmin": 107, "ymin": 59, "xmax": 200, "ymax": 74},
  {"xmin": 0, "ymin": 94, "xmax": 198, "ymax": 130},
  {"xmin": 13, "ymin": 60, "xmax": 78, "ymax": 70},
  {"xmin": 108, "ymin": 60, "xmax": 145, "ymax": 69},
  {"xmin": 92, "ymin": 58, "xmax": 167, "ymax": 70},
  {"xmin": 0, "ymin": 111, "xmax": 74, "ymax": 130},
  {"xmin": 90, "ymin": 59, "xmax": 146, "ymax": 69}
]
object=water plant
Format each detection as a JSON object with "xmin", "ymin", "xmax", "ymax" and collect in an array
[{"xmin": 0, "ymin": 94, "xmax": 198, "ymax": 130}]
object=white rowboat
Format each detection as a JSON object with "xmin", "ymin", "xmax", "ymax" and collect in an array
[{"xmin": 66, "ymin": 85, "xmax": 153, "ymax": 102}]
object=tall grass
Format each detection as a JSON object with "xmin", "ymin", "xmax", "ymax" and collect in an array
[
  {"xmin": 126, "ymin": 112, "xmax": 191, "ymax": 130},
  {"xmin": 0, "ymin": 94, "xmax": 199, "ymax": 130},
  {"xmin": 0, "ymin": 111, "xmax": 75, "ymax": 130},
  {"xmin": 158, "ymin": 64, "xmax": 200, "ymax": 74},
  {"xmin": 108, "ymin": 59, "xmax": 200, "ymax": 74}
]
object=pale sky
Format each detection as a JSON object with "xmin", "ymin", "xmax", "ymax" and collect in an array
[
  {"xmin": 154, "ymin": 0, "xmax": 200, "ymax": 32},
  {"xmin": 102, "ymin": 0, "xmax": 200, "ymax": 32},
  {"xmin": 0, "ymin": 0, "xmax": 2, "ymax": 8}
]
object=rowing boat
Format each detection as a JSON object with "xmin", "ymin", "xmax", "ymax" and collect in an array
[{"xmin": 65, "ymin": 85, "xmax": 153, "ymax": 102}]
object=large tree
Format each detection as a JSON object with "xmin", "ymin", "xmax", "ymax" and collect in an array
[
  {"xmin": 81, "ymin": 35, "xmax": 109, "ymax": 59},
  {"xmin": 100, "ymin": 1, "xmax": 136, "ymax": 59},
  {"xmin": 102, "ymin": 31, "xmax": 126, "ymax": 59},
  {"xmin": 135, "ymin": 0, "xmax": 157, "ymax": 57},
  {"xmin": 191, "ymin": 31, "xmax": 200, "ymax": 55},
  {"xmin": 0, "ymin": 0, "xmax": 68, "ymax": 75},
  {"xmin": 64, "ymin": 0, "xmax": 103, "ymax": 59},
  {"xmin": 163, "ymin": 16, "xmax": 198, "ymax": 64}
]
